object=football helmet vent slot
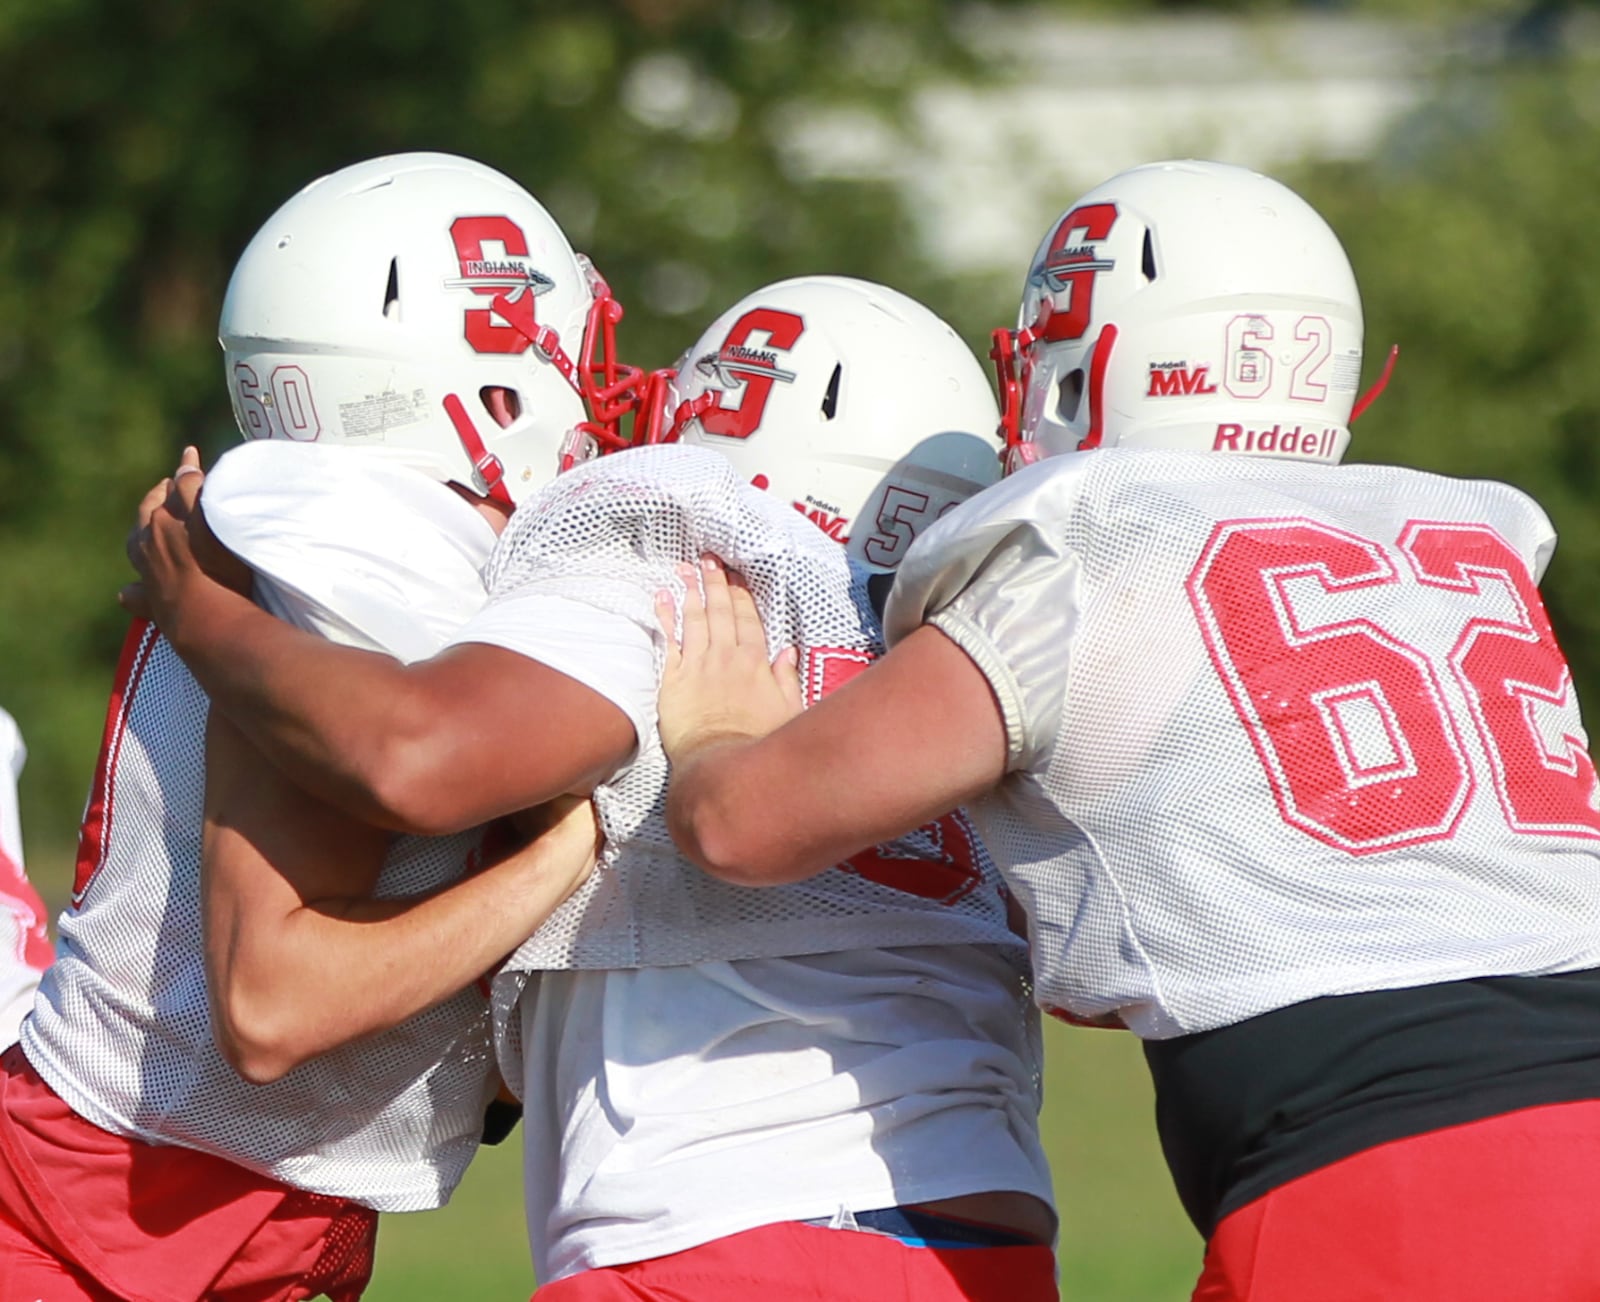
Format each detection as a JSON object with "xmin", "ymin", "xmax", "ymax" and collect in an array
[
  {"xmin": 383, "ymin": 257, "xmax": 400, "ymax": 321},
  {"xmin": 821, "ymin": 363, "xmax": 842, "ymax": 419},
  {"xmin": 1141, "ymin": 230, "xmax": 1157, "ymax": 283}
]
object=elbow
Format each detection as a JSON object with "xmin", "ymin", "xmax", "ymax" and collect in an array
[
  {"xmin": 667, "ymin": 787, "xmax": 816, "ymax": 889},
  {"xmin": 345, "ymin": 731, "xmax": 482, "ymax": 838},
  {"xmin": 210, "ymin": 989, "xmax": 312, "ymax": 1086}
]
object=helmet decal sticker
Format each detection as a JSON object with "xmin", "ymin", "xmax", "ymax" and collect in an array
[
  {"xmin": 1146, "ymin": 360, "xmax": 1220, "ymax": 398},
  {"xmin": 446, "ymin": 215, "xmax": 556, "ymax": 355},
  {"xmin": 694, "ymin": 307, "xmax": 805, "ymax": 439},
  {"xmin": 1030, "ymin": 202, "xmax": 1118, "ymax": 344}
]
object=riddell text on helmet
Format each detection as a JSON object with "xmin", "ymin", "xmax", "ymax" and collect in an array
[{"xmin": 1213, "ymin": 422, "xmax": 1339, "ymax": 458}]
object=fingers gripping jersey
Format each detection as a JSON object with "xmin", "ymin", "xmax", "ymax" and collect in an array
[
  {"xmin": 889, "ymin": 448, "xmax": 1600, "ymax": 1037},
  {"xmin": 23, "ymin": 443, "xmax": 502, "ymax": 1211},
  {"xmin": 0, "ymin": 709, "xmax": 49, "ymax": 1048},
  {"xmin": 478, "ymin": 444, "xmax": 1024, "ymax": 976}
]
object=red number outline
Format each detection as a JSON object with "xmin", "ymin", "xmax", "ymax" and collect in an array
[
  {"xmin": 804, "ymin": 646, "xmax": 982, "ymax": 903},
  {"xmin": 862, "ymin": 485, "xmax": 932, "ymax": 569},
  {"xmin": 1403, "ymin": 521, "xmax": 1600, "ymax": 840},
  {"xmin": 1190, "ymin": 515, "xmax": 1600, "ymax": 855},
  {"xmin": 232, "ymin": 363, "xmax": 271, "ymax": 439},
  {"xmin": 1188, "ymin": 518, "xmax": 1474, "ymax": 853}
]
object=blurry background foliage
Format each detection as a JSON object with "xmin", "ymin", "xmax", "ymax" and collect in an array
[
  {"xmin": 3, "ymin": 0, "xmax": 1595, "ymax": 883},
  {"xmin": 1, "ymin": 0, "xmax": 1597, "ymax": 1296}
]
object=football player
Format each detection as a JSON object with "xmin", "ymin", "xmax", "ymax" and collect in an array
[
  {"xmin": 129, "ymin": 277, "xmax": 1060, "ymax": 1299},
  {"xmin": 0, "ymin": 153, "xmax": 614, "ymax": 1301},
  {"xmin": 655, "ymin": 161, "xmax": 1600, "ymax": 1301},
  {"xmin": 0, "ymin": 707, "xmax": 51, "ymax": 1049}
]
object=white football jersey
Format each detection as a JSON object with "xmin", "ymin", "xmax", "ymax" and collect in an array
[
  {"xmin": 0, "ymin": 708, "xmax": 50, "ymax": 1048},
  {"xmin": 23, "ymin": 443, "xmax": 502, "ymax": 1211},
  {"xmin": 458, "ymin": 443, "xmax": 1026, "ymax": 975},
  {"xmin": 517, "ymin": 948, "xmax": 1051, "ymax": 1282},
  {"xmin": 889, "ymin": 448, "xmax": 1600, "ymax": 1037}
]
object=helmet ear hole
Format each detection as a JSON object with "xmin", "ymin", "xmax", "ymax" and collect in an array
[
  {"xmin": 480, "ymin": 386, "xmax": 521, "ymax": 429},
  {"xmin": 1057, "ymin": 369, "xmax": 1085, "ymax": 425},
  {"xmin": 821, "ymin": 363, "xmax": 842, "ymax": 420},
  {"xmin": 383, "ymin": 257, "xmax": 401, "ymax": 321}
]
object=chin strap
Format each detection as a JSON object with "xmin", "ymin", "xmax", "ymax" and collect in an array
[
  {"xmin": 990, "ymin": 326, "xmax": 1024, "ymax": 465},
  {"xmin": 489, "ymin": 264, "xmax": 647, "ymax": 465},
  {"xmin": 1350, "ymin": 344, "xmax": 1399, "ymax": 423},
  {"xmin": 992, "ymin": 318, "xmax": 1117, "ymax": 466},
  {"xmin": 627, "ymin": 366, "xmax": 728, "ymax": 449},
  {"xmin": 441, "ymin": 393, "xmax": 515, "ymax": 506},
  {"xmin": 1075, "ymin": 323, "xmax": 1117, "ymax": 451}
]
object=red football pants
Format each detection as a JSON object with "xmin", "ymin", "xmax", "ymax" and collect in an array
[
  {"xmin": 1193, "ymin": 1098, "xmax": 1600, "ymax": 1302},
  {"xmin": 531, "ymin": 1219, "xmax": 1058, "ymax": 1301},
  {"xmin": 0, "ymin": 1044, "xmax": 376, "ymax": 1302}
]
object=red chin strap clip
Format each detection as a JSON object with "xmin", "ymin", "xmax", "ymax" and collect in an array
[
  {"xmin": 442, "ymin": 392, "xmax": 515, "ymax": 507},
  {"xmin": 632, "ymin": 369, "xmax": 676, "ymax": 447},
  {"xmin": 628, "ymin": 367, "xmax": 725, "ymax": 448},
  {"xmin": 489, "ymin": 266, "xmax": 646, "ymax": 460},
  {"xmin": 1074, "ymin": 323, "xmax": 1117, "ymax": 451}
]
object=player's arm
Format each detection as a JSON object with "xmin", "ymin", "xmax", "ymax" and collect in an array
[
  {"xmin": 203, "ymin": 711, "xmax": 597, "ymax": 1084},
  {"xmin": 658, "ymin": 560, "xmax": 1008, "ymax": 885},
  {"xmin": 125, "ymin": 467, "xmax": 635, "ymax": 837}
]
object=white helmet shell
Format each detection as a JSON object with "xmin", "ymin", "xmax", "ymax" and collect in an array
[
  {"xmin": 1013, "ymin": 160, "xmax": 1363, "ymax": 466},
  {"xmin": 668, "ymin": 275, "xmax": 1003, "ymax": 570},
  {"xmin": 219, "ymin": 152, "xmax": 604, "ymax": 504}
]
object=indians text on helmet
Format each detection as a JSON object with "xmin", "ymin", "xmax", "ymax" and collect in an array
[
  {"xmin": 693, "ymin": 307, "xmax": 805, "ymax": 439},
  {"xmin": 1029, "ymin": 203, "xmax": 1118, "ymax": 344},
  {"xmin": 446, "ymin": 215, "xmax": 555, "ymax": 355}
]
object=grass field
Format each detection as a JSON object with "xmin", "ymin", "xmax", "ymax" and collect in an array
[{"xmin": 364, "ymin": 1020, "xmax": 1203, "ymax": 1300}]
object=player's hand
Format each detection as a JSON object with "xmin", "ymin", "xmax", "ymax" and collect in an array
[
  {"xmin": 120, "ymin": 446, "xmax": 252, "ymax": 623},
  {"xmin": 655, "ymin": 556, "xmax": 802, "ymax": 763},
  {"xmin": 508, "ymin": 794, "xmax": 601, "ymax": 902}
]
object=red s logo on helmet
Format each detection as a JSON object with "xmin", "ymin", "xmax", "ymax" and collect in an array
[
  {"xmin": 448, "ymin": 216, "xmax": 556, "ymax": 355},
  {"xmin": 1031, "ymin": 202, "xmax": 1118, "ymax": 344},
  {"xmin": 694, "ymin": 307, "xmax": 805, "ymax": 439}
]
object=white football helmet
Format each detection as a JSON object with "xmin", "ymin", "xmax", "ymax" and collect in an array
[
  {"xmin": 219, "ymin": 152, "xmax": 640, "ymax": 505},
  {"xmin": 652, "ymin": 275, "xmax": 1003, "ymax": 570},
  {"xmin": 995, "ymin": 160, "xmax": 1368, "ymax": 470}
]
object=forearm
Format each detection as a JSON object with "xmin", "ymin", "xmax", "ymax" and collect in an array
[
  {"xmin": 666, "ymin": 738, "xmax": 839, "ymax": 886},
  {"xmin": 161, "ymin": 577, "xmax": 429, "ymax": 828},
  {"xmin": 222, "ymin": 848, "xmax": 579, "ymax": 1080},
  {"xmin": 202, "ymin": 711, "xmax": 596, "ymax": 1082},
  {"xmin": 665, "ymin": 626, "xmax": 1011, "ymax": 885}
]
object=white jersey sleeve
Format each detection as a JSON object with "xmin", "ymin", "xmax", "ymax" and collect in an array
[
  {"xmin": 0, "ymin": 708, "xmax": 49, "ymax": 1048},
  {"xmin": 887, "ymin": 460, "xmax": 1098, "ymax": 774},
  {"xmin": 0, "ymin": 707, "xmax": 27, "ymax": 871},
  {"xmin": 449, "ymin": 594, "xmax": 656, "ymax": 749},
  {"xmin": 204, "ymin": 440, "xmax": 497, "ymax": 662}
]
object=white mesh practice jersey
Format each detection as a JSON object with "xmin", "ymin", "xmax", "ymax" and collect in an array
[
  {"xmin": 457, "ymin": 443, "xmax": 1026, "ymax": 977},
  {"xmin": 0, "ymin": 708, "xmax": 50, "ymax": 1049},
  {"xmin": 23, "ymin": 443, "xmax": 502, "ymax": 1211},
  {"xmin": 888, "ymin": 447, "xmax": 1600, "ymax": 1038},
  {"xmin": 517, "ymin": 948, "xmax": 1050, "ymax": 1282}
]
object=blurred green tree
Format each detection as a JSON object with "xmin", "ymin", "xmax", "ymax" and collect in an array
[
  {"xmin": 0, "ymin": 0, "xmax": 1015, "ymax": 877},
  {"xmin": 2, "ymin": 0, "xmax": 1595, "ymax": 894}
]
